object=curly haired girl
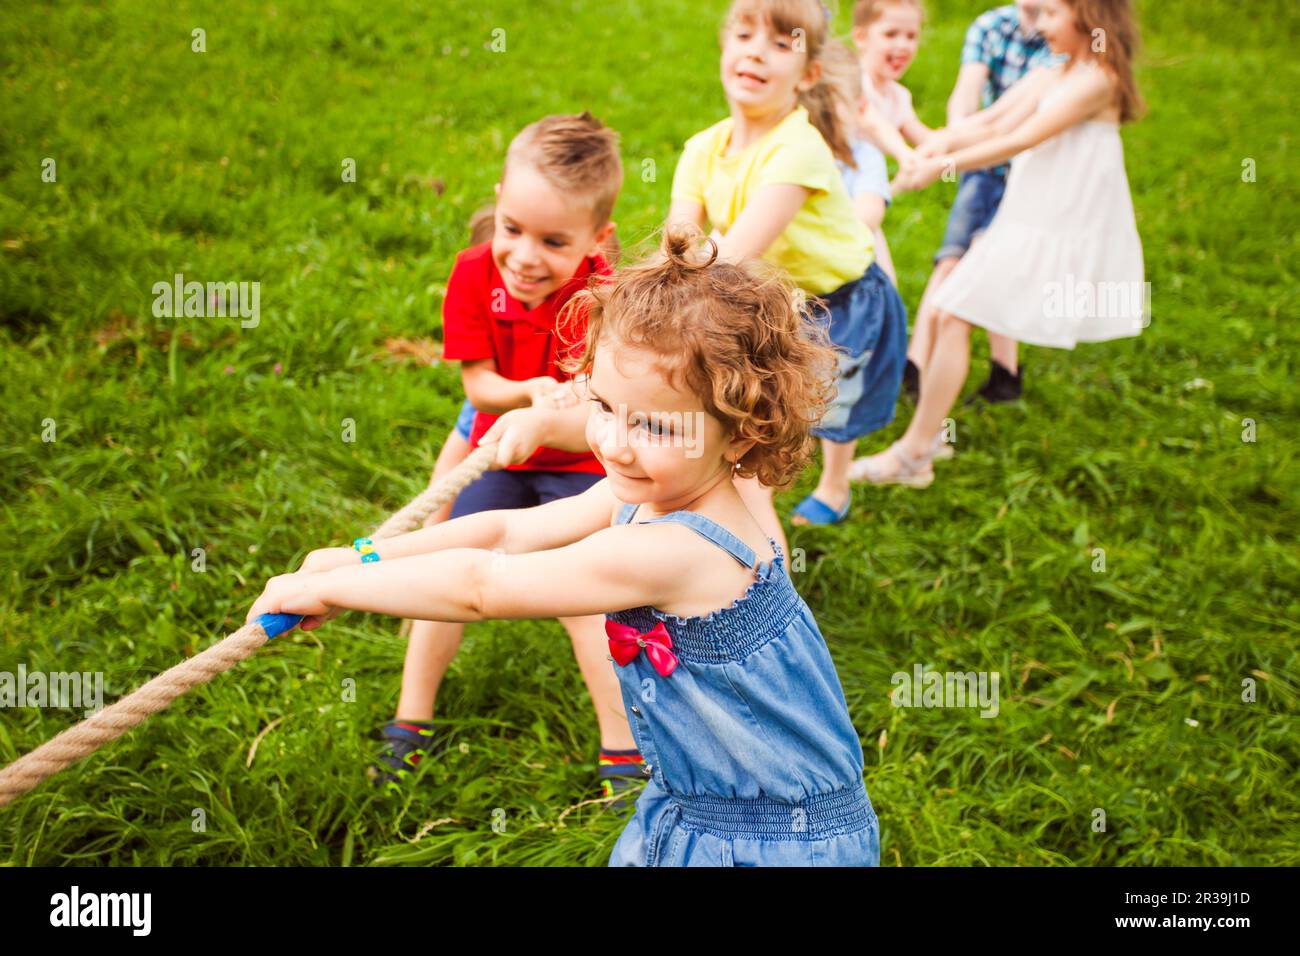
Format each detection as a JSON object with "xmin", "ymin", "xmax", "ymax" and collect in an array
[{"xmin": 247, "ymin": 224, "xmax": 881, "ymax": 866}]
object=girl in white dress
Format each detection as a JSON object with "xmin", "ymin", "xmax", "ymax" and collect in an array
[{"xmin": 852, "ymin": 0, "xmax": 1145, "ymax": 487}]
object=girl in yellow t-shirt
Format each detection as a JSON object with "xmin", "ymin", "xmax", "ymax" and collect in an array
[{"xmin": 669, "ymin": 0, "xmax": 907, "ymax": 541}]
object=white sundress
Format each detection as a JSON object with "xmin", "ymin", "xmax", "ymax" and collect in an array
[{"xmin": 932, "ymin": 66, "xmax": 1146, "ymax": 349}]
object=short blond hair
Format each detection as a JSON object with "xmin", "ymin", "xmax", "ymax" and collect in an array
[{"xmin": 503, "ymin": 112, "xmax": 623, "ymax": 227}]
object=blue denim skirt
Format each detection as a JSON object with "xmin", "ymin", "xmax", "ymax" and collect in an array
[{"xmin": 810, "ymin": 261, "xmax": 908, "ymax": 443}]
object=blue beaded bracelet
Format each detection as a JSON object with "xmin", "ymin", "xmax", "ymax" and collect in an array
[{"xmin": 352, "ymin": 536, "xmax": 380, "ymax": 564}]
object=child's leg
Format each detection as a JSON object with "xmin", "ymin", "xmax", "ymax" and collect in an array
[
  {"xmin": 558, "ymin": 615, "xmax": 636, "ymax": 751},
  {"xmin": 908, "ymin": 256, "xmax": 960, "ymax": 371},
  {"xmin": 853, "ymin": 310, "xmax": 973, "ymax": 482},
  {"xmin": 987, "ymin": 331, "xmax": 1019, "ymax": 374},
  {"xmin": 391, "ymin": 423, "xmax": 473, "ymax": 700},
  {"xmin": 734, "ymin": 474, "xmax": 789, "ymax": 560},
  {"xmin": 799, "ymin": 438, "xmax": 857, "ymax": 518},
  {"xmin": 390, "ymin": 468, "xmax": 524, "ymax": 723},
  {"xmin": 900, "ymin": 310, "xmax": 972, "ymax": 457},
  {"xmin": 395, "ymin": 620, "xmax": 465, "ymax": 721}
]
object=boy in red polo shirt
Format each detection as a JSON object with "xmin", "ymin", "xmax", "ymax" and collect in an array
[{"xmin": 374, "ymin": 113, "xmax": 645, "ymax": 801}]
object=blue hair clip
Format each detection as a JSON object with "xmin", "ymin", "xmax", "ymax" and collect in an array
[{"xmin": 820, "ymin": 0, "xmax": 833, "ymax": 23}]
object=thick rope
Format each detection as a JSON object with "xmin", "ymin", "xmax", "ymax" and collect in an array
[{"xmin": 0, "ymin": 441, "xmax": 499, "ymax": 808}]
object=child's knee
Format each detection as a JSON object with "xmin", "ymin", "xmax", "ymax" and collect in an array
[
  {"xmin": 937, "ymin": 311, "xmax": 971, "ymax": 339},
  {"xmin": 932, "ymin": 257, "xmax": 959, "ymax": 281}
]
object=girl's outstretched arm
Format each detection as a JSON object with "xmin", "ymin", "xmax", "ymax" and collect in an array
[
  {"xmin": 363, "ymin": 474, "xmax": 618, "ymax": 563},
  {"xmin": 479, "ymin": 403, "xmax": 592, "ymax": 464},
  {"xmin": 716, "ymin": 183, "xmax": 810, "ymax": 262},
  {"xmin": 294, "ymin": 474, "xmax": 618, "ymax": 601},
  {"xmin": 920, "ymin": 68, "xmax": 1053, "ymax": 157},
  {"xmin": 859, "ymin": 100, "xmax": 915, "ymax": 163},
  {"xmin": 667, "ymin": 199, "xmax": 706, "ymax": 230},
  {"xmin": 899, "ymin": 114, "xmax": 934, "ymax": 149},
  {"xmin": 245, "ymin": 518, "xmax": 691, "ymax": 626},
  {"xmin": 949, "ymin": 67, "xmax": 1112, "ymax": 171},
  {"xmin": 900, "ymin": 68, "xmax": 1113, "ymax": 189}
]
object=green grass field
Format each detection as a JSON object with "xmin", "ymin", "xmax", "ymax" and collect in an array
[{"xmin": 1, "ymin": 0, "xmax": 1296, "ymax": 866}]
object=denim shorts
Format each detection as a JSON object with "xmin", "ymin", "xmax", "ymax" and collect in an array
[
  {"xmin": 448, "ymin": 467, "xmax": 603, "ymax": 519},
  {"xmin": 452, "ymin": 398, "xmax": 476, "ymax": 440},
  {"xmin": 810, "ymin": 260, "xmax": 909, "ymax": 443},
  {"xmin": 935, "ymin": 169, "xmax": 1007, "ymax": 263}
]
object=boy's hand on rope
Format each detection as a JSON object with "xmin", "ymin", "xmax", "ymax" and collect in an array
[{"xmin": 245, "ymin": 572, "xmax": 336, "ymax": 632}]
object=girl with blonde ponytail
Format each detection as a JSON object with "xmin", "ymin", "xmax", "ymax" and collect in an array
[{"xmin": 668, "ymin": 0, "xmax": 908, "ymax": 532}]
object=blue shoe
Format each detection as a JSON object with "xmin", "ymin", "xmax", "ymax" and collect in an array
[{"xmin": 791, "ymin": 493, "xmax": 851, "ymax": 526}]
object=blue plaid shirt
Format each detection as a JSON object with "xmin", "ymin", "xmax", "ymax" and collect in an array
[{"xmin": 960, "ymin": 5, "xmax": 1063, "ymax": 175}]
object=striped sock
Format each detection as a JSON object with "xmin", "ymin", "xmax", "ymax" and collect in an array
[
  {"xmin": 599, "ymin": 747, "xmax": 643, "ymax": 765},
  {"xmin": 394, "ymin": 720, "xmax": 434, "ymax": 734}
]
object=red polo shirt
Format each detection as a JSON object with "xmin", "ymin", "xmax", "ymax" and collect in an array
[{"xmin": 441, "ymin": 241, "xmax": 606, "ymax": 474}]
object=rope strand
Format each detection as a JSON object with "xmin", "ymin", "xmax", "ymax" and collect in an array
[{"xmin": 0, "ymin": 441, "xmax": 499, "ymax": 808}]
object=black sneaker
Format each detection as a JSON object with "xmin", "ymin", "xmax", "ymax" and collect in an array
[
  {"xmin": 965, "ymin": 359, "xmax": 1023, "ymax": 405},
  {"xmin": 369, "ymin": 719, "xmax": 441, "ymax": 790},
  {"xmin": 902, "ymin": 358, "xmax": 920, "ymax": 402}
]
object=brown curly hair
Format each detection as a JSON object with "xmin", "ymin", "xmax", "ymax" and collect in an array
[{"xmin": 559, "ymin": 223, "xmax": 838, "ymax": 489}]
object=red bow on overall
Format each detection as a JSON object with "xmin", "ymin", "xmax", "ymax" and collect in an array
[{"xmin": 605, "ymin": 620, "xmax": 679, "ymax": 677}]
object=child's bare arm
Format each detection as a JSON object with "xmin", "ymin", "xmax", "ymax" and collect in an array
[
  {"xmin": 900, "ymin": 115, "xmax": 934, "ymax": 148},
  {"xmin": 479, "ymin": 403, "xmax": 591, "ymax": 466},
  {"xmin": 935, "ymin": 67, "xmax": 1052, "ymax": 151},
  {"xmin": 461, "ymin": 358, "xmax": 558, "ymax": 415},
  {"xmin": 349, "ymin": 510, "xmax": 511, "ymax": 562},
  {"xmin": 859, "ymin": 101, "xmax": 915, "ymax": 162},
  {"xmin": 667, "ymin": 199, "xmax": 707, "ymax": 230},
  {"xmin": 495, "ymin": 476, "xmax": 620, "ymax": 554},
  {"xmin": 853, "ymin": 192, "xmax": 886, "ymax": 232},
  {"xmin": 360, "ymin": 473, "xmax": 614, "ymax": 564},
  {"xmin": 246, "ymin": 520, "xmax": 688, "ymax": 625},
  {"xmin": 900, "ymin": 69, "xmax": 1112, "ymax": 191},
  {"xmin": 716, "ymin": 183, "xmax": 810, "ymax": 261},
  {"xmin": 951, "ymin": 68, "xmax": 1112, "ymax": 172},
  {"xmin": 947, "ymin": 62, "xmax": 989, "ymax": 125}
]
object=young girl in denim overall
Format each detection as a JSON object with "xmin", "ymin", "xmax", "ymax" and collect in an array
[
  {"xmin": 605, "ymin": 502, "xmax": 878, "ymax": 865},
  {"xmin": 246, "ymin": 225, "xmax": 881, "ymax": 867}
]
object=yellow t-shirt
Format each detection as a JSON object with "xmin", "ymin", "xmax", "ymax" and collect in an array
[{"xmin": 670, "ymin": 105, "xmax": 873, "ymax": 295}]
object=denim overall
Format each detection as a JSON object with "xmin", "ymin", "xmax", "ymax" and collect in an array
[{"xmin": 606, "ymin": 504, "xmax": 880, "ymax": 867}]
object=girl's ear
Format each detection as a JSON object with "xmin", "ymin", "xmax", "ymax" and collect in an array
[
  {"xmin": 798, "ymin": 57, "xmax": 823, "ymax": 93},
  {"xmin": 726, "ymin": 433, "xmax": 759, "ymax": 468}
]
